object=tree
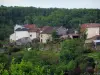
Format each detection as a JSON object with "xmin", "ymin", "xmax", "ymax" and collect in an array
[
  {"xmin": 67, "ymin": 60, "xmax": 76, "ymax": 71},
  {"xmin": 52, "ymin": 31, "xmax": 59, "ymax": 43},
  {"xmin": 0, "ymin": 6, "xmax": 100, "ymax": 40},
  {"xmin": 2, "ymin": 58, "xmax": 47, "ymax": 75}
]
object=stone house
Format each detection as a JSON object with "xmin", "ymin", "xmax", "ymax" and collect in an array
[{"xmin": 81, "ymin": 23, "xmax": 100, "ymax": 43}]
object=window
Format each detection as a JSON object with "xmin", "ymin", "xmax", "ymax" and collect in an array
[{"xmin": 30, "ymin": 35, "xmax": 32, "ymax": 37}]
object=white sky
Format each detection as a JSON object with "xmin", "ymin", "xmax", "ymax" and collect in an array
[{"xmin": 0, "ymin": 0, "xmax": 100, "ymax": 9}]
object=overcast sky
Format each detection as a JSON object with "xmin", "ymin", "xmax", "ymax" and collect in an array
[{"xmin": 0, "ymin": 0, "xmax": 100, "ymax": 9}]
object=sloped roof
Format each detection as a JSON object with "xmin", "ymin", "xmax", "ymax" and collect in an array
[
  {"xmin": 15, "ymin": 28, "xmax": 29, "ymax": 31},
  {"xmin": 81, "ymin": 23, "xmax": 100, "ymax": 28},
  {"xmin": 40, "ymin": 26, "xmax": 67, "ymax": 34},
  {"xmin": 40, "ymin": 26, "xmax": 50, "ymax": 31},
  {"xmin": 28, "ymin": 28, "xmax": 40, "ymax": 33},
  {"xmin": 24, "ymin": 24, "xmax": 37, "ymax": 29},
  {"xmin": 41, "ymin": 26, "xmax": 54, "ymax": 34}
]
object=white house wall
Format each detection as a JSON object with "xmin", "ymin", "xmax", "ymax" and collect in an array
[
  {"xmin": 36, "ymin": 33, "xmax": 39, "ymax": 38},
  {"xmin": 15, "ymin": 31, "xmax": 30, "ymax": 40},
  {"xmin": 10, "ymin": 33, "xmax": 16, "ymax": 42},
  {"xmin": 29, "ymin": 32, "xmax": 37, "ymax": 40},
  {"xmin": 87, "ymin": 27, "xmax": 99, "ymax": 39}
]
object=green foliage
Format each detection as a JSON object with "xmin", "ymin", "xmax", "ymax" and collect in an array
[
  {"xmin": 0, "ymin": 63, "xmax": 4, "ymax": 74},
  {"xmin": 23, "ymin": 50, "xmax": 41, "ymax": 65},
  {"xmin": 0, "ymin": 38, "xmax": 99, "ymax": 74},
  {"xmin": 81, "ymin": 28, "xmax": 88, "ymax": 40},
  {"xmin": 39, "ymin": 50, "xmax": 59, "ymax": 65},
  {"xmin": 0, "ymin": 6, "xmax": 100, "ymax": 40},
  {"xmin": 79, "ymin": 62, "xmax": 87, "ymax": 73},
  {"xmin": 60, "ymin": 39, "xmax": 92, "ymax": 74},
  {"xmin": 67, "ymin": 60, "xmax": 76, "ymax": 71},
  {"xmin": 0, "ymin": 54, "xmax": 8, "ymax": 63},
  {"xmin": 2, "ymin": 70, "xmax": 9, "ymax": 75},
  {"xmin": 10, "ymin": 59, "xmax": 33, "ymax": 75},
  {"xmin": 1, "ymin": 58, "xmax": 55, "ymax": 75},
  {"xmin": 55, "ymin": 62, "xmax": 67, "ymax": 74},
  {"xmin": 60, "ymin": 39, "xmax": 84, "ymax": 63},
  {"xmin": 52, "ymin": 31, "xmax": 58, "ymax": 39},
  {"xmin": 52, "ymin": 31, "xmax": 59, "ymax": 43},
  {"xmin": 33, "ymin": 66, "xmax": 45, "ymax": 75}
]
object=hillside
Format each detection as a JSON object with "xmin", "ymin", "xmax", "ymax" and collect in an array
[{"xmin": 0, "ymin": 5, "xmax": 100, "ymax": 40}]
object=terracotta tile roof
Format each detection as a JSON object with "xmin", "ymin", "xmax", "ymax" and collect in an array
[
  {"xmin": 41, "ymin": 26, "xmax": 54, "ymax": 34},
  {"xmin": 40, "ymin": 26, "xmax": 50, "ymax": 31},
  {"xmin": 81, "ymin": 23, "xmax": 100, "ymax": 29},
  {"xmin": 80, "ymin": 23, "xmax": 100, "ymax": 33},
  {"xmin": 28, "ymin": 28, "xmax": 40, "ymax": 33},
  {"xmin": 24, "ymin": 24, "xmax": 37, "ymax": 29}
]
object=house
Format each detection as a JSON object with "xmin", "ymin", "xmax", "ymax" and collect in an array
[
  {"xmin": 10, "ymin": 24, "xmax": 72, "ymax": 44},
  {"xmin": 81, "ymin": 23, "xmax": 100, "ymax": 39},
  {"xmin": 81, "ymin": 23, "xmax": 100, "ymax": 43},
  {"xmin": 10, "ymin": 24, "xmax": 40, "ymax": 45},
  {"xmin": 28, "ymin": 28, "xmax": 40, "ymax": 40},
  {"xmin": 53, "ymin": 26, "xmax": 68, "ymax": 39},
  {"xmin": 40, "ymin": 26, "xmax": 54, "ymax": 43},
  {"xmin": 67, "ymin": 29, "xmax": 79, "ymax": 39},
  {"xmin": 15, "ymin": 28, "xmax": 30, "ymax": 40},
  {"xmin": 54, "ymin": 26, "xmax": 68, "ymax": 36},
  {"xmin": 10, "ymin": 27, "xmax": 30, "ymax": 42},
  {"xmin": 24, "ymin": 24, "xmax": 40, "ymax": 40},
  {"xmin": 40, "ymin": 26, "xmax": 68, "ymax": 43},
  {"xmin": 10, "ymin": 24, "xmax": 30, "ymax": 42}
]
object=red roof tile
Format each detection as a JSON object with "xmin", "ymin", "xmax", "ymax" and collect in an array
[
  {"xmin": 40, "ymin": 26, "xmax": 50, "ymax": 31},
  {"xmin": 28, "ymin": 28, "xmax": 40, "ymax": 33},
  {"xmin": 40, "ymin": 26, "xmax": 54, "ymax": 34},
  {"xmin": 80, "ymin": 23, "xmax": 100, "ymax": 33},
  {"xmin": 24, "ymin": 24, "xmax": 37, "ymax": 29},
  {"xmin": 81, "ymin": 23, "xmax": 100, "ymax": 29}
]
